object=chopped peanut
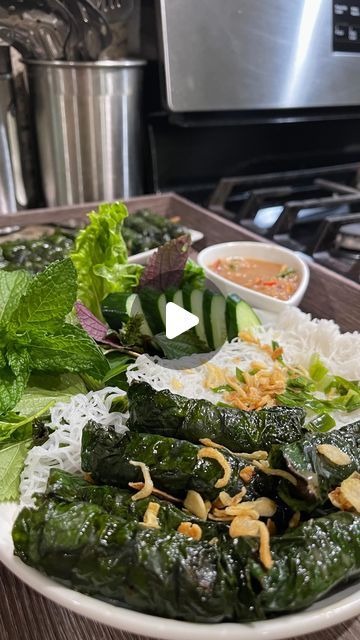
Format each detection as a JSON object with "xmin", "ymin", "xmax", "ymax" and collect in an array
[
  {"xmin": 288, "ymin": 511, "xmax": 301, "ymax": 529},
  {"xmin": 141, "ymin": 502, "xmax": 160, "ymax": 529},
  {"xmin": 218, "ymin": 488, "xmax": 246, "ymax": 507},
  {"xmin": 177, "ymin": 522, "xmax": 202, "ymax": 541},
  {"xmin": 183, "ymin": 490, "xmax": 208, "ymax": 520},
  {"xmin": 317, "ymin": 444, "xmax": 351, "ymax": 466},
  {"xmin": 329, "ymin": 472, "xmax": 360, "ymax": 513},
  {"xmin": 240, "ymin": 465, "xmax": 256, "ymax": 483}
]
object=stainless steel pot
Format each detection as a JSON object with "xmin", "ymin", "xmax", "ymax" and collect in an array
[{"xmin": 26, "ymin": 59, "xmax": 146, "ymax": 207}]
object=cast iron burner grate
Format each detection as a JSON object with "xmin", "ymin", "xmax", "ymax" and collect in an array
[{"xmin": 209, "ymin": 162, "xmax": 360, "ymax": 282}]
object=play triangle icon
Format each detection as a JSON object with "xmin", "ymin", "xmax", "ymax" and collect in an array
[{"xmin": 165, "ymin": 302, "xmax": 199, "ymax": 340}]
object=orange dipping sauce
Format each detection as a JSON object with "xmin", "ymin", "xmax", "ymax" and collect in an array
[{"xmin": 209, "ymin": 257, "xmax": 300, "ymax": 301}]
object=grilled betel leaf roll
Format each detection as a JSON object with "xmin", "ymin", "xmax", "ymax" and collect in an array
[
  {"xmin": 127, "ymin": 382, "xmax": 306, "ymax": 452},
  {"xmin": 12, "ymin": 498, "xmax": 260, "ymax": 622},
  {"xmin": 45, "ymin": 469, "xmax": 222, "ymax": 539},
  {"xmin": 12, "ymin": 499, "xmax": 360, "ymax": 621},
  {"xmin": 269, "ymin": 420, "xmax": 360, "ymax": 510},
  {"xmin": 81, "ymin": 422, "xmax": 274, "ymax": 500},
  {"xmin": 249, "ymin": 511, "xmax": 360, "ymax": 614}
]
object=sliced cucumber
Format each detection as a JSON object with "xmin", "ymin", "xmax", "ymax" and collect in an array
[
  {"xmin": 189, "ymin": 289, "xmax": 207, "ymax": 345},
  {"xmin": 172, "ymin": 289, "xmax": 184, "ymax": 308},
  {"xmin": 210, "ymin": 294, "xmax": 227, "ymax": 348},
  {"xmin": 203, "ymin": 290, "xmax": 215, "ymax": 349},
  {"xmin": 130, "ymin": 293, "xmax": 153, "ymax": 336},
  {"xmin": 101, "ymin": 292, "xmax": 152, "ymax": 336},
  {"xmin": 158, "ymin": 293, "xmax": 167, "ymax": 327},
  {"xmin": 226, "ymin": 293, "xmax": 261, "ymax": 340},
  {"xmin": 103, "ymin": 287, "xmax": 261, "ymax": 349},
  {"xmin": 101, "ymin": 292, "xmax": 133, "ymax": 330},
  {"xmin": 138, "ymin": 289, "xmax": 165, "ymax": 335}
]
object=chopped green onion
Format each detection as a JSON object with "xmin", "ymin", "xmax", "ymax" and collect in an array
[
  {"xmin": 277, "ymin": 267, "xmax": 296, "ymax": 278},
  {"xmin": 306, "ymin": 413, "xmax": 336, "ymax": 433},
  {"xmin": 287, "ymin": 375, "xmax": 315, "ymax": 391},
  {"xmin": 271, "ymin": 340, "xmax": 284, "ymax": 362},
  {"xmin": 309, "ymin": 354, "xmax": 328, "ymax": 382},
  {"xmin": 211, "ymin": 384, "xmax": 234, "ymax": 393},
  {"xmin": 235, "ymin": 368, "xmax": 245, "ymax": 383}
]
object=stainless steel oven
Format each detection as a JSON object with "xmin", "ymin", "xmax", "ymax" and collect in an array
[{"xmin": 158, "ymin": 0, "xmax": 360, "ymax": 111}]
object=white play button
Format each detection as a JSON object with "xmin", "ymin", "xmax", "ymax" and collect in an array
[{"xmin": 165, "ymin": 302, "xmax": 199, "ymax": 340}]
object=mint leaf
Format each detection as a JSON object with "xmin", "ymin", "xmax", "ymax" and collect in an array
[
  {"xmin": 139, "ymin": 235, "xmax": 191, "ymax": 292},
  {"xmin": 0, "ymin": 439, "xmax": 31, "ymax": 501},
  {"xmin": 13, "ymin": 372, "xmax": 87, "ymax": 416},
  {"xmin": 27, "ymin": 325, "xmax": 109, "ymax": 378},
  {"xmin": 9, "ymin": 259, "xmax": 77, "ymax": 334},
  {"xmin": 0, "ymin": 364, "xmax": 30, "ymax": 414},
  {"xmin": 0, "ymin": 270, "xmax": 30, "ymax": 325},
  {"xmin": 7, "ymin": 347, "xmax": 30, "ymax": 377}
]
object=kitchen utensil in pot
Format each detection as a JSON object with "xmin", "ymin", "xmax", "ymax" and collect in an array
[
  {"xmin": 60, "ymin": 0, "xmax": 112, "ymax": 60},
  {"xmin": 96, "ymin": 0, "xmax": 134, "ymax": 23},
  {"xmin": 0, "ymin": 23, "xmax": 45, "ymax": 59}
]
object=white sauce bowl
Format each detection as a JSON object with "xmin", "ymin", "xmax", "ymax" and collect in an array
[{"xmin": 197, "ymin": 241, "xmax": 310, "ymax": 313}]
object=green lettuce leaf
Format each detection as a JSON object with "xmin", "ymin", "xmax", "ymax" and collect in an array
[
  {"xmin": 71, "ymin": 202, "xmax": 142, "ymax": 319},
  {"xmin": 0, "ymin": 270, "xmax": 30, "ymax": 325},
  {"xmin": 9, "ymin": 259, "xmax": 77, "ymax": 334}
]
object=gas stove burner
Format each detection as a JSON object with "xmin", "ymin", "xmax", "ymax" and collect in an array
[{"xmin": 336, "ymin": 223, "xmax": 360, "ymax": 252}]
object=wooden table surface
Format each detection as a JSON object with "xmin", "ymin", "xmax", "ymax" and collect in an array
[{"xmin": 1, "ymin": 193, "xmax": 359, "ymax": 640}]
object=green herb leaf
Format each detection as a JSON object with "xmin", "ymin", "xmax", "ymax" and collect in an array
[
  {"xmin": 27, "ymin": 325, "xmax": 109, "ymax": 379},
  {"xmin": 9, "ymin": 259, "xmax": 77, "ymax": 334},
  {"xmin": 0, "ymin": 400, "xmax": 53, "ymax": 443},
  {"xmin": 7, "ymin": 347, "xmax": 30, "ymax": 377},
  {"xmin": 102, "ymin": 355, "xmax": 133, "ymax": 384},
  {"xmin": 180, "ymin": 258, "xmax": 206, "ymax": 290},
  {"xmin": 0, "ymin": 439, "xmax": 31, "ymax": 501},
  {"xmin": 119, "ymin": 313, "xmax": 144, "ymax": 347},
  {"xmin": 0, "ymin": 364, "xmax": 30, "ymax": 414},
  {"xmin": 71, "ymin": 202, "xmax": 142, "ymax": 319},
  {"xmin": 153, "ymin": 331, "xmax": 209, "ymax": 359},
  {"xmin": 13, "ymin": 372, "xmax": 87, "ymax": 417},
  {"xmin": 139, "ymin": 235, "xmax": 191, "ymax": 292},
  {"xmin": 0, "ymin": 270, "xmax": 30, "ymax": 325}
]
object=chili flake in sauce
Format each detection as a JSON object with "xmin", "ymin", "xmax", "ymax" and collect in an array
[{"xmin": 210, "ymin": 257, "xmax": 300, "ymax": 301}]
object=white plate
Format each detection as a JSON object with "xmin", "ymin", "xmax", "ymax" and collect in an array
[
  {"xmin": 1, "ymin": 502, "xmax": 359, "ymax": 640},
  {"xmin": 128, "ymin": 228, "xmax": 204, "ymax": 265}
]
